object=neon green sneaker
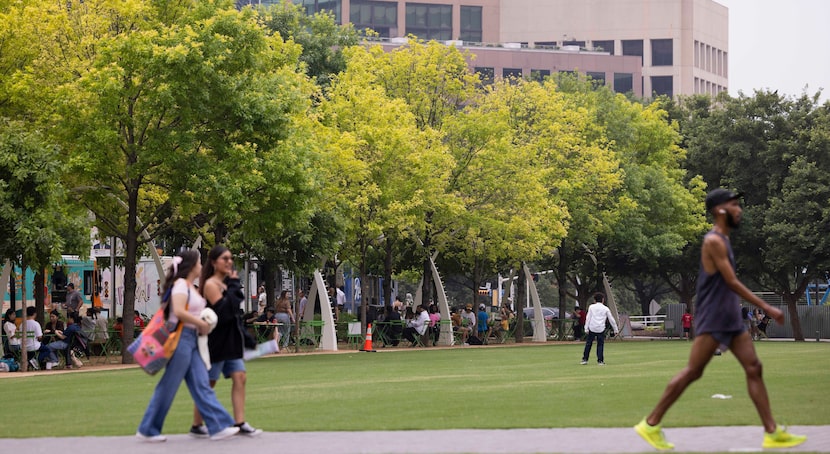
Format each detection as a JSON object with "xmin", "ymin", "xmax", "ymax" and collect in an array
[
  {"xmin": 634, "ymin": 418, "xmax": 674, "ymax": 450},
  {"xmin": 762, "ymin": 425, "xmax": 807, "ymax": 449}
]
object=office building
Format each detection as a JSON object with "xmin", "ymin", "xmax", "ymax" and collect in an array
[{"xmin": 272, "ymin": 0, "xmax": 728, "ymax": 97}]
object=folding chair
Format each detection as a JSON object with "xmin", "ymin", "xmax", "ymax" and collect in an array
[{"xmin": 297, "ymin": 320, "xmax": 324, "ymax": 351}]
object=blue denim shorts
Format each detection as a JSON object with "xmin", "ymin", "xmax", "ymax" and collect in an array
[{"xmin": 208, "ymin": 358, "xmax": 246, "ymax": 381}]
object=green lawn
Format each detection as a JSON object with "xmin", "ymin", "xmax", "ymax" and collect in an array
[{"xmin": 0, "ymin": 341, "xmax": 826, "ymax": 438}]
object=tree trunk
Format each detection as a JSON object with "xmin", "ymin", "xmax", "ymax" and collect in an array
[
  {"xmin": 472, "ymin": 258, "xmax": 482, "ymax": 311},
  {"xmin": 421, "ymin": 212, "xmax": 434, "ymax": 305},
  {"xmin": 8, "ymin": 268, "xmax": 16, "ymax": 312},
  {"xmin": 34, "ymin": 271, "xmax": 45, "ymax": 322},
  {"xmin": 514, "ymin": 263, "xmax": 526, "ymax": 342},
  {"xmin": 782, "ymin": 293, "xmax": 804, "ymax": 341},
  {"xmin": 383, "ymin": 236, "xmax": 393, "ymax": 308},
  {"xmin": 678, "ymin": 273, "xmax": 696, "ymax": 312},
  {"xmin": 360, "ymin": 238, "xmax": 369, "ymax": 335},
  {"xmin": 20, "ymin": 263, "xmax": 29, "ymax": 371},
  {"xmin": 121, "ymin": 186, "xmax": 140, "ymax": 364},
  {"xmin": 556, "ymin": 244, "xmax": 571, "ymax": 340}
]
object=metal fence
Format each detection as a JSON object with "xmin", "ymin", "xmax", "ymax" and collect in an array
[{"xmin": 662, "ymin": 303, "xmax": 830, "ymax": 340}]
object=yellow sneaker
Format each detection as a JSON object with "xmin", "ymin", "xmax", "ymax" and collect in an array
[
  {"xmin": 634, "ymin": 418, "xmax": 675, "ymax": 450},
  {"xmin": 762, "ymin": 425, "xmax": 807, "ymax": 449}
]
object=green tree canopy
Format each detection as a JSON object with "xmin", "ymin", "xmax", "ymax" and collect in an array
[
  {"xmin": 685, "ymin": 90, "xmax": 830, "ymax": 340},
  {"xmin": 7, "ymin": 0, "xmax": 319, "ymax": 359}
]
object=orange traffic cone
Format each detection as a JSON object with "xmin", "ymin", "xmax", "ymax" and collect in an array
[{"xmin": 361, "ymin": 323, "xmax": 377, "ymax": 352}]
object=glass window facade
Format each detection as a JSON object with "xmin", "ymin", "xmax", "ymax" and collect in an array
[
  {"xmin": 406, "ymin": 3, "xmax": 452, "ymax": 41},
  {"xmin": 460, "ymin": 6, "xmax": 482, "ymax": 42},
  {"xmin": 614, "ymin": 73, "xmax": 633, "ymax": 94},
  {"xmin": 651, "ymin": 39, "xmax": 673, "ymax": 66},
  {"xmin": 592, "ymin": 40, "xmax": 614, "ymax": 54},
  {"xmin": 295, "ymin": 0, "xmax": 341, "ymax": 22},
  {"xmin": 350, "ymin": 0, "xmax": 397, "ymax": 37},
  {"xmin": 651, "ymin": 76, "xmax": 673, "ymax": 98},
  {"xmin": 622, "ymin": 39, "xmax": 643, "ymax": 65},
  {"xmin": 503, "ymin": 68, "xmax": 523, "ymax": 80},
  {"xmin": 530, "ymin": 69, "xmax": 551, "ymax": 82},
  {"xmin": 474, "ymin": 67, "xmax": 494, "ymax": 85},
  {"xmin": 587, "ymin": 71, "xmax": 606, "ymax": 86}
]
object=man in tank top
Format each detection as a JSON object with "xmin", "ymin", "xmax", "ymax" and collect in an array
[{"xmin": 633, "ymin": 188, "xmax": 806, "ymax": 451}]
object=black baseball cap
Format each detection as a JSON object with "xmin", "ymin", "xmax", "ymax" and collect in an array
[{"xmin": 705, "ymin": 188, "xmax": 742, "ymax": 212}]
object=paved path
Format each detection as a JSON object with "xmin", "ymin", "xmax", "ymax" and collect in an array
[{"xmin": 3, "ymin": 426, "xmax": 828, "ymax": 454}]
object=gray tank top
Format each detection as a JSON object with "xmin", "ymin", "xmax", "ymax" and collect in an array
[{"xmin": 694, "ymin": 231, "xmax": 744, "ymax": 334}]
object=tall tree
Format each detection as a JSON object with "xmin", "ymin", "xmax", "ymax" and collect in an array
[
  {"xmin": 10, "ymin": 0, "xmax": 316, "ymax": 360},
  {"xmin": 0, "ymin": 119, "xmax": 89, "ymax": 370},
  {"xmin": 438, "ymin": 79, "xmax": 571, "ymax": 305},
  {"xmin": 258, "ymin": 0, "xmax": 359, "ymax": 87},
  {"xmin": 320, "ymin": 44, "xmax": 452, "ymax": 327},
  {"xmin": 367, "ymin": 40, "xmax": 480, "ymax": 303},
  {"xmin": 686, "ymin": 90, "xmax": 830, "ymax": 340},
  {"xmin": 563, "ymin": 83, "xmax": 706, "ymax": 317}
]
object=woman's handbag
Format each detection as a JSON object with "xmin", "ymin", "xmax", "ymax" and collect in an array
[{"xmin": 128, "ymin": 288, "xmax": 189, "ymax": 375}]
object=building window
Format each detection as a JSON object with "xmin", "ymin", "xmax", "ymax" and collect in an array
[
  {"xmin": 474, "ymin": 67, "xmax": 494, "ymax": 85},
  {"xmin": 614, "ymin": 73, "xmax": 633, "ymax": 94},
  {"xmin": 562, "ymin": 40, "xmax": 585, "ymax": 47},
  {"xmin": 592, "ymin": 40, "xmax": 614, "ymax": 54},
  {"xmin": 406, "ymin": 3, "xmax": 452, "ymax": 41},
  {"xmin": 530, "ymin": 69, "xmax": 550, "ymax": 82},
  {"xmin": 651, "ymin": 39, "xmax": 672, "ymax": 66},
  {"xmin": 503, "ymin": 68, "xmax": 523, "ymax": 81},
  {"xmin": 651, "ymin": 76, "xmax": 673, "ymax": 98},
  {"xmin": 703, "ymin": 44, "xmax": 712, "ymax": 72},
  {"xmin": 295, "ymin": 0, "xmax": 341, "ymax": 22},
  {"xmin": 460, "ymin": 6, "xmax": 482, "ymax": 42},
  {"xmin": 587, "ymin": 71, "xmax": 606, "ymax": 86},
  {"xmin": 350, "ymin": 0, "xmax": 397, "ymax": 37},
  {"xmin": 694, "ymin": 41, "xmax": 700, "ymax": 68},
  {"xmin": 622, "ymin": 39, "xmax": 643, "ymax": 65}
]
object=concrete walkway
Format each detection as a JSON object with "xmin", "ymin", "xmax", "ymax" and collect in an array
[{"xmin": 3, "ymin": 426, "xmax": 828, "ymax": 454}]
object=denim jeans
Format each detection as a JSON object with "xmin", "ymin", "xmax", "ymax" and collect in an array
[
  {"xmin": 46, "ymin": 340, "xmax": 69, "ymax": 363},
  {"xmin": 582, "ymin": 330, "xmax": 606, "ymax": 362},
  {"xmin": 275, "ymin": 312, "xmax": 291, "ymax": 348},
  {"xmin": 138, "ymin": 328, "xmax": 235, "ymax": 436}
]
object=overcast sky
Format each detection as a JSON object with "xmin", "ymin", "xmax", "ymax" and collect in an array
[{"xmin": 716, "ymin": 0, "xmax": 830, "ymax": 102}]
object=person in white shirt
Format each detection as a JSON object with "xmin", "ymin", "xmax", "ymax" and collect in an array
[
  {"xmin": 402, "ymin": 305, "xmax": 430, "ymax": 346},
  {"xmin": 3, "ymin": 309, "xmax": 21, "ymax": 355},
  {"xmin": 335, "ymin": 286, "xmax": 346, "ymax": 313},
  {"xmin": 257, "ymin": 286, "xmax": 267, "ymax": 312},
  {"xmin": 581, "ymin": 292, "xmax": 619, "ymax": 365}
]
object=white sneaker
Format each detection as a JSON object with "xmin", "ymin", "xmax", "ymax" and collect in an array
[
  {"xmin": 210, "ymin": 426, "xmax": 240, "ymax": 441},
  {"xmin": 580, "ymin": 360, "xmax": 588, "ymax": 365},
  {"xmin": 236, "ymin": 422, "xmax": 263, "ymax": 437},
  {"xmin": 135, "ymin": 432, "xmax": 167, "ymax": 443},
  {"xmin": 45, "ymin": 361, "xmax": 59, "ymax": 370}
]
